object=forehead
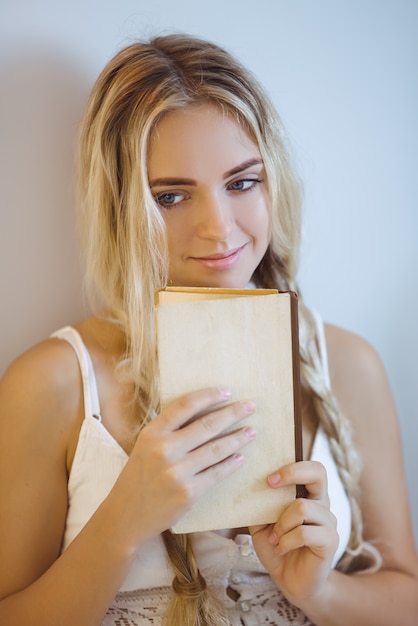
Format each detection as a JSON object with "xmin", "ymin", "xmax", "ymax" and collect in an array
[{"xmin": 148, "ymin": 104, "xmax": 260, "ymax": 179}]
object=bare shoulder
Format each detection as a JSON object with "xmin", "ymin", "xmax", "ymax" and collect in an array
[
  {"xmin": 323, "ymin": 323, "xmax": 394, "ymax": 432},
  {"xmin": 0, "ymin": 315, "xmax": 121, "ymax": 451},
  {"xmin": 0, "ymin": 326, "xmax": 93, "ymax": 475},
  {"xmin": 324, "ymin": 323, "xmax": 388, "ymax": 390},
  {"xmin": 325, "ymin": 324, "xmax": 399, "ymax": 446},
  {"xmin": 0, "ymin": 333, "xmax": 82, "ymax": 435}
]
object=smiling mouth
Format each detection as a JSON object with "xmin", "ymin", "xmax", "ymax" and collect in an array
[{"xmin": 191, "ymin": 245, "xmax": 247, "ymax": 270}]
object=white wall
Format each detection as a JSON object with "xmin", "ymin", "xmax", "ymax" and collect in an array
[{"xmin": 1, "ymin": 0, "xmax": 417, "ymax": 543}]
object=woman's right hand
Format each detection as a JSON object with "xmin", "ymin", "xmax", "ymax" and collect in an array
[
  {"xmin": 109, "ymin": 387, "xmax": 256, "ymax": 545},
  {"xmin": 0, "ymin": 354, "xmax": 251, "ymax": 625}
]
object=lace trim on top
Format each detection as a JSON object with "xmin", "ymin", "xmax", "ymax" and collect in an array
[{"xmin": 102, "ymin": 585, "xmax": 314, "ymax": 626}]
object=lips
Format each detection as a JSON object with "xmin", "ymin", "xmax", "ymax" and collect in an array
[{"xmin": 191, "ymin": 244, "xmax": 246, "ymax": 270}]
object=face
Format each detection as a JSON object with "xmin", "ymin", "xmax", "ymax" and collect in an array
[{"xmin": 148, "ymin": 105, "xmax": 270, "ymax": 288}]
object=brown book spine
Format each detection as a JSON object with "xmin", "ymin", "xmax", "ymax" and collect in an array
[{"xmin": 288, "ymin": 291, "xmax": 307, "ymax": 499}]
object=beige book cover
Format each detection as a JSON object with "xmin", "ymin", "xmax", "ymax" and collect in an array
[{"xmin": 155, "ymin": 287, "xmax": 302, "ymax": 533}]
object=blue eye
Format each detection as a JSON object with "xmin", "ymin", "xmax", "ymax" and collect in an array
[
  {"xmin": 155, "ymin": 192, "xmax": 184, "ymax": 207},
  {"xmin": 229, "ymin": 178, "xmax": 262, "ymax": 192}
]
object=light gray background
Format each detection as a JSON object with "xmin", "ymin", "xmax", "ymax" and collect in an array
[{"xmin": 1, "ymin": 0, "xmax": 417, "ymax": 543}]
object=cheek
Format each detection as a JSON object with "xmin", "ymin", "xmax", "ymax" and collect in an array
[
  {"xmin": 253, "ymin": 205, "xmax": 271, "ymax": 259},
  {"xmin": 164, "ymin": 216, "xmax": 189, "ymax": 256},
  {"xmin": 246, "ymin": 196, "xmax": 270, "ymax": 243}
]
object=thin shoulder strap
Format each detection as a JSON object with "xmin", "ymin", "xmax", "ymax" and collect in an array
[
  {"xmin": 311, "ymin": 310, "xmax": 331, "ymax": 389},
  {"xmin": 51, "ymin": 326, "xmax": 102, "ymax": 421}
]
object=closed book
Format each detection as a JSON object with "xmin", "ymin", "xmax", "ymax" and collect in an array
[{"xmin": 155, "ymin": 287, "xmax": 302, "ymax": 533}]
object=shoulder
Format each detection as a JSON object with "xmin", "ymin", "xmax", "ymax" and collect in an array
[
  {"xmin": 323, "ymin": 322, "xmax": 396, "ymax": 436},
  {"xmin": 1, "ymin": 333, "xmax": 81, "ymax": 410},
  {"xmin": 324, "ymin": 323, "xmax": 387, "ymax": 388},
  {"xmin": 0, "ymin": 329, "xmax": 86, "ymax": 459},
  {"xmin": 0, "ymin": 315, "xmax": 106, "ymax": 407}
]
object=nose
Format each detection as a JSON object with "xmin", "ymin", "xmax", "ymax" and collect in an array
[{"xmin": 195, "ymin": 191, "xmax": 234, "ymax": 241}]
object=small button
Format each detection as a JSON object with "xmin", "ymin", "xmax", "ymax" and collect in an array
[
  {"xmin": 230, "ymin": 573, "xmax": 242, "ymax": 584},
  {"xmin": 239, "ymin": 544, "xmax": 253, "ymax": 557},
  {"xmin": 237, "ymin": 600, "xmax": 251, "ymax": 613}
]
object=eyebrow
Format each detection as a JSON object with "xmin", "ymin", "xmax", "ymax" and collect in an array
[
  {"xmin": 223, "ymin": 158, "xmax": 263, "ymax": 179},
  {"xmin": 149, "ymin": 158, "xmax": 263, "ymax": 188}
]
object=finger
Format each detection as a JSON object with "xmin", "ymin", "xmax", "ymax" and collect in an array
[
  {"xmin": 194, "ymin": 451, "xmax": 246, "ymax": 494},
  {"xmin": 159, "ymin": 387, "xmax": 232, "ymax": 431},
  {"xmin": 185, "ymin": 420, "xmax": 256, "ymax": 475},
  {"xmin": 268, "ymin": 498, "xmax": 336, "ymax": 547},
  {"xmin": 278, "ymin": 497, "xmax": 336, "ymax": 535},
  {"xmin": 177, "ymin": 398, "xmax": 256, "ymax": 452},
  {"xmin": 268, "ymin": 461, "xmax": 329, "ymax": 502},
  {"xmin": 274, "ymin": 520, "xmax": 339, "ymax": 558}
]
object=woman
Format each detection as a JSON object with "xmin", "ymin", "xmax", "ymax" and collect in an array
[{"xmin": 0, "ymin": 33, "xmax": 417, "ymax": 625}]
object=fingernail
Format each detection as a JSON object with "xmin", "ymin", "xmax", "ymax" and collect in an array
[
  {"xmin": 233, "ymin": 453, "xmax": 244, "ymax": 465},
  {"xmin": 244, "ymin": 426, "xmax": 256, "ymax": 440},
  {"xmin": 268, "ymin": 474, "xmax": 281, "ymax": 487},
  {"xmin": 219, "ymin": 388, "xmax": 232, "ymax": 400},
  {"xmin": 241, "ymin": 400, "xmax": 256, "ymax": 414}
]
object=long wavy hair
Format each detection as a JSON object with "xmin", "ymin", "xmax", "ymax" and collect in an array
[{"xmin": 77, "ymin": 33, "xmax": 381, "ymax": 625}]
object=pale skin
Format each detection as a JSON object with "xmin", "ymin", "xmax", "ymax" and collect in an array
[{"xmin": 0, "ymin": 105, "xmax": 417, "ymax": 625}]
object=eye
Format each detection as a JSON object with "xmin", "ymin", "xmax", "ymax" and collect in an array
[
  {"xmin": 154, "ymin": 191, "xmax": 185, "ymax": 208},
  {"xmin": 228, "ymin": 178, "xmax": 263, "ymax": 192}
]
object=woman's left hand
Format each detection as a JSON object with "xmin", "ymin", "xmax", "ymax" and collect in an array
[{"xmin": 249, "ymin": 461, "xmax": 339, "ymax": 608}]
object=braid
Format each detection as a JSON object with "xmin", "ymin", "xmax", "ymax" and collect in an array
[
  {"xmin": 254, "ymin": 258, "xmax": 381, "ymax": 572},
  {"xmin": 298, "ymin": 302, "xmax": 382, "ymax": 573},
  {"xmin": 162, "ymin": 530, "xmax": 229, "ymax": 626}
]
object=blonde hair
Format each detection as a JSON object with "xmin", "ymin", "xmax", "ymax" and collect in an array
[{"xmin": 77, "ymin": 33, "xmax": 380, "ymax": 624}]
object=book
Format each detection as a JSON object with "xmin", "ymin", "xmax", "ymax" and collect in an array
[{"xmin": 155, "ymin": 287, "xmax": 302, "ymax": 533}]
